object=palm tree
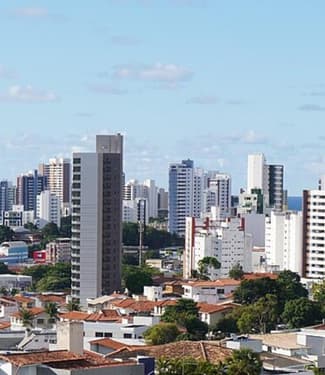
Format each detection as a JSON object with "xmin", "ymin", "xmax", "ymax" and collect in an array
[
  {"xmin": 19, "ymin": 308, "xmax": 34, "ymax": 329},
  {"xmin": 66, "ymin": 299, "xmax": 81, "ymax": 312},
  {"xmin": 198, "ymin": 256, "xmax": 221, "ymax": 280},
  {"xmin": 45, "ymin": 302, "xmax": 59, "ymax": 325},
  {"xmin": 225, "ymin": 348, "xmax": 262, "ymax": 375}
]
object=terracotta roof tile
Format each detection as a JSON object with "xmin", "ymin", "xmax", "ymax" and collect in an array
[
  {"xmin": 60, "ymin": 311, "xmax": 89, "ymax": 321},
  {"xmin": 107, "ymin": 341, "xmax": 232, "ymax": 364},
  {"xmin": 11, "ymin": 307, "xmax": 45, "ymax": 318},
  {"xmin": 89, "ymin": 338, "xmax": 143, "ymax": 351},
  {"xmin": 86, "ymin": 310, "xmax": 121, "ymax": 322},
  {"xmin": 13, "ymin": 295, "xmax": 35, "ymax": 304},
  {"xmin": 198, "ymin": 303, "xmax": 236, "ymax": 314},
  {"xmin": 0, "ymin": 350, "xmax": 135, "ymax": 370}
]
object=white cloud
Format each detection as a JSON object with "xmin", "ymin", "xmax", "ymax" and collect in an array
[
  {"xmin": 113, "ymin": 62, "xmax": 193, "ymax": 83},
  {"xmin": 0, "ymin": 85, "xmax": 59, "ymax": 103},
  {"xmin": 14, "ymin": 7, "xmax": 49, "ymax": 17}
]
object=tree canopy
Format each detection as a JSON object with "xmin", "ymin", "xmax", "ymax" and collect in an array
[
  {"xmin": 282, "ymin": 297, "xmax": 323, "ymax": 328},
  {"xmin": 144, "ymin": 323, "xmax": 180, "ymax": 345},
  {"xmin": 0, "ymin": 225, "xmax": 14, "ymax": 243},
  {"xmin": 122, "ymin": 265, "xmax": 154, "ymax": 295},
  {"xmin": 229, "ymin": 263, "xmax": 244, "ymax": 280}
]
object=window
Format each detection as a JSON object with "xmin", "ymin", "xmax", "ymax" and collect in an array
[
  {"xmin": 104, "ymin": 332, "xmax": 113, "ymax": 338},
  {"xmin": 95, "ymin": 332, "xmax": 103, "ymax": 337},
  {"xmin": 123, "ymin": 333, "xmax": 132, "ymax": 339},
  {"xmin": 37, "ymin": 319, "xmax": 44, "ymax": 324}
]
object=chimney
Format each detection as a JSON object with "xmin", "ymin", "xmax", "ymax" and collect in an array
[{"xmin": 55, "ymin": 321, "xmax": 84, "ymax": 355}]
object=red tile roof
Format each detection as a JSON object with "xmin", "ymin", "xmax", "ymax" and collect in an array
[
  {"xmin": 89, "ymin": 338, "xmax": 143, "ymax": 351},
  {"xmin": 198, "ymin": 302, "xmax": 236, "ymax": 314},
  {"xmin": 107, "ymin": 341, "xmax": 232, "ymax": 364},
  {"xmin": 0, "ymin": 350, "xmax": 135, "ymax": 370},
  {"xmin": 186, "ymin": 279, "xmax": 241, "ymax": 288},
  {"xmin": 11, "ymin": 307, "xmax": 45, "ymax": 318},
  {"xmin": 13, "ymin": 295, "xmax": 35, "ymax": 304},
  {"xmin": 60, "ymin": 311, "xmax": 89, "ymax": 321}
]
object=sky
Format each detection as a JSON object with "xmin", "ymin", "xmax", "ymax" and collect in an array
[{"xmin": 0, "ymin": 0, "xmax": 325, "ymax": 195}]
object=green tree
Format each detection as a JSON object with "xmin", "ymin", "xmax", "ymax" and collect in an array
[
  {"xmin": 211, "ymin": 316, "xmax": 239, "ymax": 336},
  {"xmin": 45, "ymin": 302, "xmax": 59, "ymax": 322},
  {"xmin": 42, "ymin": 222, "xmax": 60, "ymax": 238},
  {"xmin": 198, "ymin": 257, "xmax": 221, "ymax": 280},
  {"xmin": 238, "ymin": 294, "xmax": 279, "ymax": 334},
  {"xmin": 122, "ymin": 265, "xmax": 154, "ymax": 295},
  {"xmin": 144, "ymin": 323, "xmax": 180, "ymax": 345},
  {"xmin": 233, "ymin": 277, "xmax": 278, "ymax": 304},
  {"xmin": 276, "ymin": 270, "xmax": 308, "ymax": 308},
  {"xmin": 24, "ymin": 222, "xmax": 39, "ymax": 232},
  {"xmin": 0, "ymin": 225, "xmax": 14, "ymax": 243},
  {"xmin": 225, "ymin": 349, "xmax": 262, "ymax": 375},
  {"xmin": 282, "ymin": 297, "xmax": 323, "ymax": 328},
  {"xmin": 156, "ymin": 357, "xmax": 224, "ymax": 375},
  {"xmin": 162, "ymin": 298, "xmax": 199, "ymax": 323},
  {"xmin": 229, "ymin": 263, "xmax": 244, "ymax": 280},
  {"xmin": 66, "ymin": 299, "xmax": 81, "ymax": 312},
  {"xmin": 162, "ymin": 299, "xmax": 207, "ymax": 340},
  {"xmin": 312, "ymin": 279, "xmax": 325, "ymax": 305},
  {"xmin": 19, "ymin": 308, "xmax": 34, "ymax": 328}
]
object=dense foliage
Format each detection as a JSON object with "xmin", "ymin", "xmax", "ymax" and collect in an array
[
  {"xmin": 123, "ymin": 222, "xmax": 184, "ymax": 249},
  {"xmin": 162, "ymin": 298, "xmax": 208, "ymax": 340},
  {"xmin": 214, "ymin": 271, "xmax": 319, "ymax": 334},
  {"xmin": 144, "ymin": 323, "xmax": 180, "ymax": 345},
  {"xmin": 0, "ymin": 225, "xmax": 14, "ymax": 243},
  {"xmin": 156, "ymin": 348, "xmax": 262, "ymax": 375},
  {"xmin": 122, "ymin": 265, "xmax": 155, "ymax": 295},
  {"xmin": 22, "ymin": 263, "xmax": 71, "ymax": 292}
]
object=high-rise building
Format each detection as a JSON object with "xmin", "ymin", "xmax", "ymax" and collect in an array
[
  {"xmin": 183, "ymin": 215, "xmax": 252, "ymax": 280},
  {"xmin": 265, "ymin": 210, "xmax": 303, "ymax": 275},
  {"xmin": 247, "ymin": 153, "xmax": 284, "ymax": 212},
  {"xmin": 302, "ymin": 188, "xmax": 325, "ymax": 278},
  {"xmin": 16, "ymin": 170, "xmax": 47, "ymax": 214},
  {"xmin": 39, "ymin": 158, "xmax": 71, "ymax": 216},
  {"xmin": 203, "ymin": 173, "xmax": 231, "ymax": 218},
  {"xmin": 71, "ymin": 134, "xmax": 123, "ymax": 306},
  {"xmin": 168, "ymin": 159, "xmax": 194, "ymax": 236},
  {"xmin": 0, "ymin": 181, "xmax": 16, "ymax": 212},
  {"xmin": 36, "ymin": 190, "xmax": 61, "ymax": 228}
]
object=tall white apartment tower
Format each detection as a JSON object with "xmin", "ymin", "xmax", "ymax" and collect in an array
[
  {"xmin": 168, "ymin": 159, "xmax": 194, "ymax": 236},
  {"xmin": 36, "ymin": 190, "xmax": 61, "ymax": 228},
  {"xmin": 265, "ymin": 211, "xmax": 303, "ymax": 275},
  {"xmin": 39, "ymin": 158, "xmax": 71, "ymax": 216},
  {"xmin": 71, "ymin": 134, "xmax": 123, "ymax": 306},
  {"xmin": 247, "ymin": 153, "xmax": 267, "ymax": 193},
  {"xmin": 302, "ymin": 188, "xmax": 325, "ymax": 278},
  {"xmin": 203, "ymin": 173, "xmax": 231, "ymax": 218}
]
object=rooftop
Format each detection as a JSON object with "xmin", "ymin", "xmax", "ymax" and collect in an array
[
  {"xmin": 107, "ymin": 340, "xmax": 232, "ymax": 364},
  {"xmin": 0, "ymin": 350, "xmax": 135, "ymax": 370},
  {"xmin": 250, "ymin": 333, "xmax": 305, "ymax": 350}
]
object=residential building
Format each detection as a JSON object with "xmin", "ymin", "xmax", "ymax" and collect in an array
[
  {"xmin": 36, "ymin": 190, "xmax": 61, "ymax": 227},
  {"xmin": 0, "ymin": 205, "xmax": 34, "ymax": 228},
  {"xmin": 168, "ymin": 159, "xmax": 194, "ymax": 236},
  {"xmin": 302, "ymin": 188, "xmax": 325, "ymax": 278},
  {"xmin": 265, "ymin": 211, "xmax": 303, "ymax": 275},
  {"xmin": 158, "ymin": 188, "xmax": 168, "ymax": 215},
  {"xmin": 0, "ymin": 241, "xmax": 28, "ymax": 264},
  {"xmin": 203, "ymin": 173, "xmax": 231, "ymax": 218},
  {"xmin": 39, "ymin": 157, "xmax": 71, "ymax": 216},
  {"xmin": 122, "ymin": 198, "xmax": 148, "ymax": 224},
  {"xmin": 16, "ymin": 170, "xmax": 47, "ymax": 214},
  {"xmin": 183, "ymin": 215, "xmax": 252, "ymax": 280},
  {"xmin": 246, "ymin": 153, "xmax": 284, "ymax": 212},
  {"xmin": 0, "ymin": 181, "xmax": 16, "ymax": 212},
  {"xmin": 71, "ymin": 134, "xmax": 123, "ymax": 307},
  {"xmin": 46, "ymin": 238, "xmax": 71, "ymax": 263}
]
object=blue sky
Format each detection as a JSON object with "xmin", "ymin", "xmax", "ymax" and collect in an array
[{"xmin": 0, "ymin": 0, "xmax": 325, "ymax": 194}]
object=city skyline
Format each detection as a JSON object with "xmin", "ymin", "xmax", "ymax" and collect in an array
[{"xmin": 1, "ymin": 0, "xmax": 325, "ymax": 194}]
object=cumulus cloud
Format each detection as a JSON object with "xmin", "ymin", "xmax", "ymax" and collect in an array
[
  {"xmin": 298, "ymin": 104, "xmax": 325, "ymax": 111},
  {"xmin": 0, "ymin": 85, "xmax": 59, "ymax": 103},
  {"xmin": 13, "ymin": 7, "xmax": 49, "ymax": 17},
  {"xmin": 87, "ymin": 83, "xmax": 127, "ymax": 95},
  {"xmin": 113, "ymin": 62, "xmax": 193, "ymax": 83},
  {"xmin": 186, "ymin": 95, "xmax": 217, "ymax": 105}
]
